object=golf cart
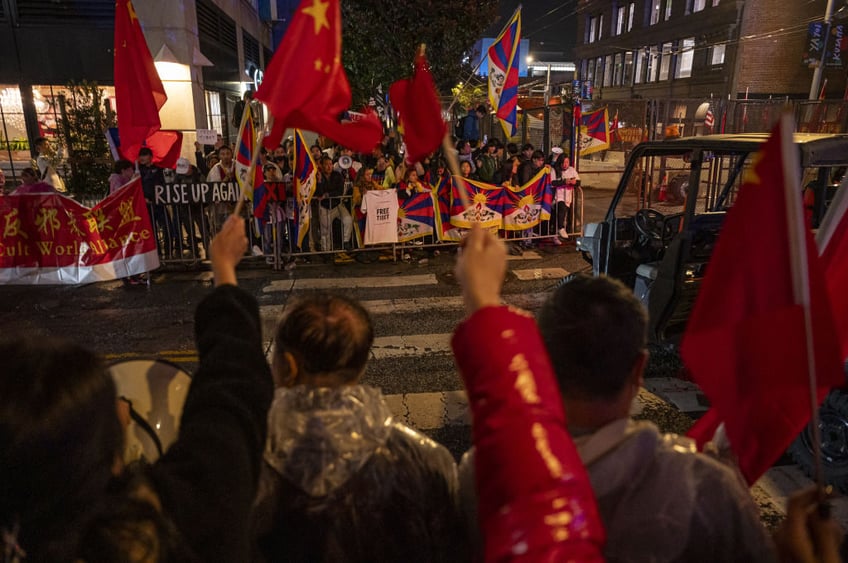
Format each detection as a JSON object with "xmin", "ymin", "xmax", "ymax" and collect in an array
[{"xmin": 576, "ymin": 133, "xmax": 848, "ymax": 489}]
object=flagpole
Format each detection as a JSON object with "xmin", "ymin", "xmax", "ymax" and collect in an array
[
  {"xmin": 446, "ymin": 4, "xmax": 522, "ymax": 115},
  {"xmin": 780, "ymin": 112, "xmax": 826, "ymax": 490}
]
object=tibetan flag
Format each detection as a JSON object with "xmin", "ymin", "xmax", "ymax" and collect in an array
[
  {"xmin": 292, "ymin": 130, "xmax": 318, "ymax": 249},
  {"xmin": 389, "ymin": 49, "xmax": 446, "ymax": 165},
  {"xmin": 450, "ymin": 176, "xmax": 504, "ymax": 230},
  {"xmin": 114, "ymin": 0, "xmax": 167, "ymax": 156},
  {"xmin": 502, "ymin": 166, "xmax": 553, "ymax": 231},
  {"xmin": 234, "ymin": 105, "xmax": 270, "ymax": 220},
  {"xmin": 487, "ymin": 7, "xmax": 521, "ymax": 138},
  {"xmin": 432, "ymin": 171, "xmax": 461, "ymax": 241},
  {"xmin": 255, "ymin": 0, "xmax": 382, "ymax": 153},
  {"xmin": 397, "ymin": 191, "xmax": 436, "ymax": 242},
  {"xmin": 682, "ymin": 114, "xmax": 844, "ymax": 485},
  {"xmin": 579, "ymin": 107, "xmax": 610, "ymax": 156}
]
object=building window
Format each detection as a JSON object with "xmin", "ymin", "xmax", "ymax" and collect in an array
[
  {"xmin": 649, "ymin": 0, "xmax": 662, "ymax": 25},
  {"xmin": 604, "ymin": 55, "xmax": 614, "ymax": 86},
  {"xmin": 634, "ymin": 49, "xmax": 645, "ymax": 83},
  {"xmin": 623, "ymin": 51, "xmax": 634, "ymax": 85},
  {"xmin": 688, "ymin": 0, "xmax": 706, "ymax": 13},
  {"xmin": 646, "ymin": 46, "xmax": 660, "ymax": 82},
  {"xmin": 613, "ymin": 53, "xmax": 623, "ymax": 85},
  {"xmin": 710, "ymin": 43, "xmax": 726, "ymax": 65},
  {"xmin": 598, "ymin": 14, "xmax": 604, "ymax": 40},
  {"xmin": 205, "ymin": 90, "xmax": 225, "ymax": 136},
  {"xmin": 711, "ymin": 0, "xmax": 720, "ymax": 5},
  {"xmin": 665, "ymin": 0, "xmax": 673, "ymax": 20},
  {"xmin": 675, "ymin": 37, "xmax": 695, "ymax": 78},
  {"xmin": 658, "ymin": 42, "xmax": 673, "ymax": 80},
  {"xmin": 588, "ymin": 15, "xmax": 598, "ymax": 43},
  {"xmin": 615, "ymin": 4, "xmax": 626, "ymax": 35},
  {"xmin": 628, "ymin": 3, "xmax": 636, "ymax": 31}
]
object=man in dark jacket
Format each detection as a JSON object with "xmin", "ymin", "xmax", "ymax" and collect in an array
[
  {"xmin": 253, "ymin": 293, "xmax": 465, "ymax": 562},
  {"xmin": 315, "ymin": 156, "xmax": 353, "ymax": 260},
  {"xmin": 137, "ymin": 147, "xmax": 177, "ymax": 258}
]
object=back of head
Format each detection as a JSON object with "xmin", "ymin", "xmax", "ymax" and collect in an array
[
  {"xmin": 0, "ymin": 338, "xmax": 122, "ymax": 561},
  {"xmin": 275, "ymin": 294, "xmax": 374, "ymax": 383},
  {"xmin": 537, "ymin": 275, "xmax": 647, "ymax": 401}
]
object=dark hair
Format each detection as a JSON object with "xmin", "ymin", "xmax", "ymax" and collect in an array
[
  {"xmin": 137, "ymin": 147, "xmax": 153, "ymax": 157},
  {"xmin": 531, "ymin": 150, "xmax": 545, "ymax": 161},
  {"xmin": 506, "ymin": 142, "xmax": 519, "ymax": 156},
  {"xmin": 521, "ymin": 143, "xmax": 534, "ymax": 152},
  {"xmin": 476, "ymin": 104, "xmax": 487, "ymax": 115},
  {"xmin": 113, "ymin": 159, "xmax": 133, "ymax": 174},
  {"xmin": 275, "ymin": 294, "xmax": 374, "ymax": 383},
  {"xmin": 21, "ymin": 167, "xmax": 37, "ymax": 177},
  {"xmin": 34, "ymin": 137, "xmax": 48, "ymax": 148},
  {"xmin": 537, "ymin": 275, "xmax": 648, "ymax": 400},
  {"xmin": 0, "ymin": 338, "xmax": 123, "ymax": 560}
]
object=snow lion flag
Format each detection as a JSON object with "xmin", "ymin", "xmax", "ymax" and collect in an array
[
  {"xmin": 292, "ymin": 130, "xmax": 318, "ymax": 249},
  {"xmin": 579, "ymin": 107, "xmax": 610, "ymax": 156},
  {"xmin": 682, "ymin": 114, "xmax": 843, "ymax": 485},
  {"xmin": 502, "ymin": 166, "xmax": 553, "ymax": 231},
  {"xmin": 487, "ymin": 7, "xmax": 521, "ymax": 138}
]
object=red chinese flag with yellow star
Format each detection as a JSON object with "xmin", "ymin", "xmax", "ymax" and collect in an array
[
  {"xmin": 255, "ymin": 0, "xmax": 382, "ymax": 153},
  {"xmin": 114, "ymin": 0, "xmax": 167, "ymax": 157}
]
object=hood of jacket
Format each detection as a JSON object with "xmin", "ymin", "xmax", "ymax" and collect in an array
[{"xmin": 264, "ymin": 384, "xmax": 394, "ymax": 498}]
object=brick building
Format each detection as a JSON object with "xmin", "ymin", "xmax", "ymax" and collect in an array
[{"xmin": 574, "ymin": 0, "xmax": 847, "ymax": 102}]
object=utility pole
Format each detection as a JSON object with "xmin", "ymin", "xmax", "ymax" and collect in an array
[{"xmin": 810, "ymin": 0, "xmax": 836, "ymax": 100}]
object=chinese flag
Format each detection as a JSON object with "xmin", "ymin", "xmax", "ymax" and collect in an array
[
  {"xmin": 817, "ymin": 180, "xmax": 848, "ymax": 358},
  {"xmin": 389, "ymin": 49, "xmax": 446, "ymax": 165},
  {"xmin": 114, "ymin": 0, "xmax": 167, "ymax": 155},
  {"xmin": 255, "ymin": 0, "xmax": 382, "ymax": 153},
  {"xmin": 682, "ymin": 114, "xmax": 844, "ymax": 485}
]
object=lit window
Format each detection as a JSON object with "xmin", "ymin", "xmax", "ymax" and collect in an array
[
  {"xmin": 650, "ymin": 0, "xmax": 662, "ymax": 25},
  {"xmin": 616, "ymin": 5, "xmax": 626, "ymax": 35},
  {"xmin": 604, "ymin": 55, "xmax": 614, "ymax": 86},
  {"xmin": 646, "ymin": 46, "xmax": 659, "ymax": 82},
  {"xmin": 665, "ymin": 0, "xmax": 673, "ymax": 20},
  {"xmin": 628, "ymin": 3, "xmax": 636, "ymax": 31},
  {"xmin": 710, "ymin": 43, "xmax": 726, "ymax": 65},
  {"xmin": 658, "ymin": 42, "xmax": 672, "ymax": 80},
  {"xmin": 635, "ymin": 49, "xmax": 645, "ymax": 84},
  {"xmin": 675, "ymin": 37, "xmax": 695, "ymax": 78},
  {"xmin": 613, "ymin": 53, "xmax": 623, "ymax": 85},
  {"xmin": 588, "ymin": 16, "xmax": 597, "ymax": 43},
  {"xmin": 598, "ymin": 14, "xmax": 605, "ymax": 40},
  {"xmin": 623, "ymin": 52, "xmax": 634, "ymax": 85},
  {"xmin": 692, "ymin": 0, "xmax": 706, "ymax": 12},
  {"xmin": 711, "ymin": 0, "xmax": 720, "ymax": 5}
]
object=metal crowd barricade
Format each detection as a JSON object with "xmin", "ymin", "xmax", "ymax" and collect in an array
[{"xmin": 144, "ymin": 181, "xmax": 587, "ymax": 270}]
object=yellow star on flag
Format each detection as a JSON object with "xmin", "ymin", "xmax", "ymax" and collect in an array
[
  {"xmin": 314, "ymin": 58, "xmax": 323, "ymax": 71},
  {"xmin": 127, "ymin": 0, "xmax": 138, "ymax": 22},
  {"xmin": 302, "ymin": 0, "xmax": 330, "ymax": 35}
]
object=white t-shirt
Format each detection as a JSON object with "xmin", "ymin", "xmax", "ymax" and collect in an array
[
  {"xmin": 361, "ymin": 190, "xmax": 399, "ymax": 244},
  {"xmin": 560, "ymin": 166, "xmax": 580, "ymax": 205}
]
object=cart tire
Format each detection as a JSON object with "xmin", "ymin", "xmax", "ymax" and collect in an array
[{"xmin": 789, "ymin": 389, "xmax": 848, "ymax": 492}]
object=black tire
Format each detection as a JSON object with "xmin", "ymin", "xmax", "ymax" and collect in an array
[
  {"xmin": 554, "ymin": 272, "xmax": 581, "ymax": 290},
  {"xmin": 789, "ymin": 389, "xmax": 848, "ymax": 492}
]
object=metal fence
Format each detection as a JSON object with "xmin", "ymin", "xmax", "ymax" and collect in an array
[{"xmin": 143, "ymin": 185, "xmax": 585, "ymax": 270}]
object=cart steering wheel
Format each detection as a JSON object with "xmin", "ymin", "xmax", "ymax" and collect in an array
[{"xmin": 634, "ymin": 208, "xmax": 667, "ymax": 241}]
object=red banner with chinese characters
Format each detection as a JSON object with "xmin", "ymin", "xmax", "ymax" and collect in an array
[{"xmin": 0, "ymin": 178, "xmax": 159, "ymax": 284}]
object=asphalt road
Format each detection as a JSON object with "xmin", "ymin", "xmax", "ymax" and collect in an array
[{"xmin": 0, "ymin": 184, "xmax": 836, "ymax": 530}]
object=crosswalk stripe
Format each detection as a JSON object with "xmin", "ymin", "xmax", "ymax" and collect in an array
[
  {"xmin": 643, "ymin": 377, "xmax": 708, "ymax": 414},
  {"xmin": 754, "ymin": 466, "xmax": 848, "ymax": 529},
  {"xmin": 371, "ymin": 333, "xmax": 450, "ymax": 359},
  {"xmin": 264, "ymin": 275, "xmax": 438, "ymax": 292}
]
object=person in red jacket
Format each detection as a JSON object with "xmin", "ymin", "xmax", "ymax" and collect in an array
[{"xmin": 451, "ymin": 225, "xmax": 605, "ymax": 562}]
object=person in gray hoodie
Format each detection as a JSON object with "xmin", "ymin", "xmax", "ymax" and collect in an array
[
  {"xmin": 459, "ymin": 274, "xmax": 777, "ymax": 563},
  {"xmin": 252, "ymin": 293, "xmax": 465, "ymax": 563}
]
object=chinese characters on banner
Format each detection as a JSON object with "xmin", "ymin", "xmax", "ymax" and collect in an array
[{"xmin": 0, "ymin": 178, "xmax": 159, "ymax": 284}]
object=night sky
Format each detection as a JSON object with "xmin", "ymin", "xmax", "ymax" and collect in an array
[{"xmin": 488, "ymin": 1, "xmax": 578, "ymax": 61}]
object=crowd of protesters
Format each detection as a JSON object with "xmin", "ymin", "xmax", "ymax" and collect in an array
[{"xmin": 0, "ymin": 209, "xmax": 844, "ymax": 561}]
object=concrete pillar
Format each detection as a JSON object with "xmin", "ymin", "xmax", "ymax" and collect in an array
[{"xmin": 133, "ymin": 0, "xmax": 208, "ymax": 158}]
